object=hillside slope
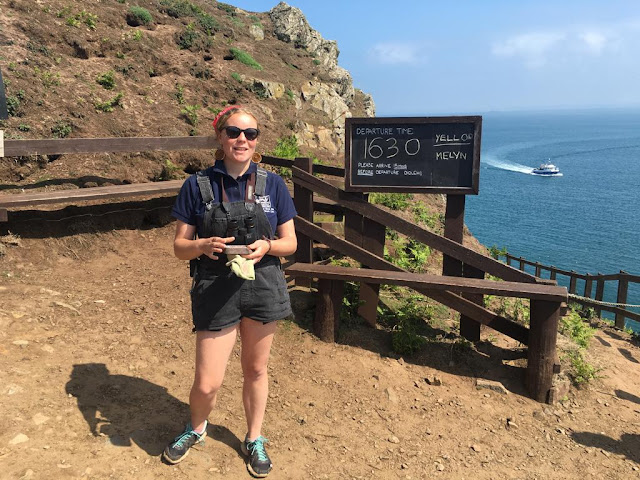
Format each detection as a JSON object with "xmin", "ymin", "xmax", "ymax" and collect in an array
[{"xmin": 0, "ymin": 0, "xmax": 372, "ymax": 184}]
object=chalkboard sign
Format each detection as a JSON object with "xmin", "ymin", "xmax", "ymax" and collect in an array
[{"xmin": 345, "ymin": 116, "xmax": 482, "ymax": 194}]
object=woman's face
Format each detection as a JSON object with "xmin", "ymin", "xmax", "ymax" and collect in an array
[{"xmin": 219, "ymin": 112, "xmax": 258, "ymax": 166}]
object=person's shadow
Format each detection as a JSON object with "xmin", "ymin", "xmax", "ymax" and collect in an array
[{"xmin": 65, "ymin": 363, "xmax": 239, "ymax": 457}]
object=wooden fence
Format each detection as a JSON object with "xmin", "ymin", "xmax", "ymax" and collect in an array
[
  {"xmin": 0, "ymin": 136, "xmax": 569, "ymax": 403},
  {"xmin": 503, "ymin": 253, "xmax": 640, "ymax": 329}
]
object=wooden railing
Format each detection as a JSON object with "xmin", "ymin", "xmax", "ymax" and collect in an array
[
  {"xmin": 289, "ymin": 157, "xmax": 568, "ymax": 403},
  {"xmin": 503, "ymin": 253, "xmax": 640, "ymax": 329},
  {"xmin": 0, "ymin": 137, "xmax": 569, "ymax": 403}
]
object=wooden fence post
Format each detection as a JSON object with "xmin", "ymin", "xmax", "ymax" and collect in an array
[
  {"xmin": 461, "ymin": 264, "xmax": 484, "ymax": 341},
  {"xmin": 293, "ymin": 157, "xmax": 313, "ymax": 287},
  {"xmin": 519, "ymin": 257, "xmax": 525, "ymax": 271},
  {"xmin": 344, "ymin": 193, "xmax": 382, "ymax": 327},
  {"xmin": 584, "ymin": 274, "xmax": 593, "ymax": 298},
  {"xmin": 595, "ymin": 274, "xmax": 605, "ymax": 317},
  {"xmin": 443, "ymin": 195, "xmax": 480, "ymax": 341},
  {"xmin": 550, "ymin": 267, "xmax": 557, "ymax": 281},
  {"xmin": 534, "ymin": 262, "xmax": 541, "ymax": 277},
  {"xmin": 569, "ymin": 271, "xmax": 577, "ymax": 294},
  {"xmin": 358, "ymin": 216, "xmax": 385, "ymax": 326},
  {"xmin": 527, "ymin": 299, "xmax": 561, "ymax": 403},
  {"xmin": 314, "ymin": 279, "xmax": 344, "ymax": 342},
  {"xmin": 615, "ymin": 271, "xmax": 629, "ymax": 329}
]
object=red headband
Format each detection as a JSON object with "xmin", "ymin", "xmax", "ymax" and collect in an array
[{"xmin": 212, "ymin": 105, "xmax": 241, "ymax": 129}]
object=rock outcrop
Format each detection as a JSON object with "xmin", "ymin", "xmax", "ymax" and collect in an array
[{"xmin": 269, "ymin": 2, "xmax": 373, "ymax": 154}]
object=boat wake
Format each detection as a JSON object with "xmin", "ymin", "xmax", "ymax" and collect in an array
[{"xmin": 484, "ymin": 155, "xmax": 534, "ymax": 174}]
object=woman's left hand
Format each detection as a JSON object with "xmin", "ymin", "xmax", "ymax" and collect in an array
[{"xmin": 243, "ymin": 239, "xmax": 271, "ymax": 263}]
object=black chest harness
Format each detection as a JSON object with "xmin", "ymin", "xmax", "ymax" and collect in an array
[{"xmin": 191, "ymin": 167, "xmax": 276, "ymax": 277}]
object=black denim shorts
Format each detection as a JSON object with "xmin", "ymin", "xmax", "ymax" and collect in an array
[{"xmin": 190, "ymin": 263, "xmax": 292, "ymax": 331}]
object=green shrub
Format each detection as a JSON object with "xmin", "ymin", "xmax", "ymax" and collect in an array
[
  {"xmin": 176, "ymin": 24, "xmax": 198, "ymax": 49},
  {"xmin": 127, "ymin": 6, "xmax": 153, "ymax": 26},
  {"xmin": 175, "ymin": 23, "xmax": 211, "ymax": 50},
  {"xmin": 217, "ymin": 2, "xmax": 236, "ymax": 15},
  {"xmin": 51, "ymin": 121, "xmax": 72, "ymax": 138},
  {"xmin": 181, "ymin": 104, "xmax": 200, "ymax": 126},
  {"xmin": 82, "ymin": 11, "xmax": 98, "ymax": 30},
  {"xmin": 62, "ymin": 9, "xmax": 98, "ymax": 30},
  {"xmin": 385, "ymin": 237, "xmax": 430, "ymax": 273},
  {"xmin": 231, "ymin": 72, "xmax": 242, "ymax": 83},
  {"xmin": 269, "ymin": 135, "xmax": 300, "ymax": 159},
  {"xmin": 412, "ymin": 202, "xmax": 438, "ymax": 229},
  {"xmin": 196, "ymin": 12, "xmax": 218, "ymax": 35},
  {"xmin": 340, "ymin": 281, "xmax": 363, "ymax": 327},
  {"xmin": 34, "ymin": 67, "xmax": 60, "ymax": 88},
  {"xmin": 229, "ymin": 47, "xmax": 262, "ymax": 70},
  {"xmin": 17, "ymin": 124, "xmax": 31, "ymax": 132},
  {"xmin": 564, "ymin": 350, "xmax": 600, "ymax": 386},
  {"xmin": 489, "ymin": 245, "xmax": 507, "ymax": 260},
  {"xmin": 173, "ymin": 83, "xmax": 185, "ymax": 104},
  {"xmin": 560, "ymin": 310, "xmax": 595, "ymax": 348},
  {"xmin": 6, "ymin": 90, "xmax": 24, "ymax": 117},
  {"xmin": 96, "ymin": 70, "xmax": 116, "ymax": 90},
  {"xmin": 157, "ymin": 159, "xmax": 182, "ymax": 181},
  {"xmin": 369, "ymin": 192, "xmax": 413, "ymax": 210},
  {"xmin": 94, "ymin": 93, "xmax": 124, "ymax": 112},
  {"xmin": 159, "ymin": 0, "xmax": 218, "ymax": 34},
  {"xmin": 159, "ymin": 0, "xmax": 193, "ymax": 18}
]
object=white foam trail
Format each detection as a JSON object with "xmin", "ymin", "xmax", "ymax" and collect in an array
[{"xmin": 483, "ymin": 154, "xmax": 534, "ymax": 174}]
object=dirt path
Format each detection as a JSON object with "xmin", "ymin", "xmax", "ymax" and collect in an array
[{"xmin": 1, "ymin": 224, "xmax": 639, "ymax": 479}]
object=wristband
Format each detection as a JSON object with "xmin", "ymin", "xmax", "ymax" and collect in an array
[{"xmin": 263, "ymin": 237, "xmax": 272, "ymax": 254}]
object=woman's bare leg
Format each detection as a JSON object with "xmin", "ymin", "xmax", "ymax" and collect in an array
[
  {"xmin": 189, "ymin": 326, "xmax": 238, "ymax": 431},
  {"xmin": 239, "ymin": 318, "xmax": 276, "ymax": 440}
]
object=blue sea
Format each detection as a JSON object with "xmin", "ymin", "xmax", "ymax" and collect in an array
[{"xmin": 464, "ymin": 108, "xmax": 640, "ymax": 332}]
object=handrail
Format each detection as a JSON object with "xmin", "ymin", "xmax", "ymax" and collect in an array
[
  {"xmin": 503, "ymin": 252, "xmax": 639, "ymax": 329},
  {"xmin": 292, "ymin": 166, "xmax": 540, "ymax": 285}
]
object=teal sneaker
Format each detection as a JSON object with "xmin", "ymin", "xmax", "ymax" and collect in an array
[
  {"xmin": 241, "ymin": 435, "xmax": 272, "ymax": 478},
  {"xmin": 162, "ymin": 421, "xmax": 207, "ymax": 464}
]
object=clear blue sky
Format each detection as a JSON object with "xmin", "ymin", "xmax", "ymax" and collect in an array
[{"xmin": 233, "ymin": 0, "xmax": 640, "ymax": 115}]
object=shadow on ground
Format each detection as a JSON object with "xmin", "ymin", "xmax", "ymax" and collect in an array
[
  {"xmin": 571, "ymin": 431, "xmax": 640, "ymax": 464},
  {"xmin": 288, "ymin": 288, "xmax": 530, "ymax": 398},
  {"xmin": 65, "ymin": 363, "xmax": 239, "ymax": 457}
]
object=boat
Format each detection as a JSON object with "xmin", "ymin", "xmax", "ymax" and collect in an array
[{"xmin": 532, "ymin": 161, "xmax": 561, "ymax": 176}]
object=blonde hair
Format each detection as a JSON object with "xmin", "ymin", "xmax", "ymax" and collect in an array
[{"xmin": 213, "ymin": 106, "xmax": 259, "ymax": 137}]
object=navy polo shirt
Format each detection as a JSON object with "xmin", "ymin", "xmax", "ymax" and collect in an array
[{"xmin": 172, "ymin": 161, "xmax": 297, "ymax": 236}]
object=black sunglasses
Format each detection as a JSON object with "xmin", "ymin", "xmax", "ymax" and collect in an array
[{"xmin": 223, "ymin": 126, "xmax": 260, "ymax": 141}]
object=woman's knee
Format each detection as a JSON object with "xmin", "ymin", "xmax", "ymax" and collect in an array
[
  {"xmin": 191, "ymin": 379, "xmax": 223, "ymax": 398},
  {"xmin": 242, "ymin": 361, "xmax": 268, "ymax": 382}
]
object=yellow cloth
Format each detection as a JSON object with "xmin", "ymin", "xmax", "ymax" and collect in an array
[{"xmin": 226, "ymin": 254, "xmax": 255, "ymax": 280}]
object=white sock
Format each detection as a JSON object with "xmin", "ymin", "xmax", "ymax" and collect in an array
[{"xmin": 193, "ymin": 421, "xmax": 207, "ymax": 435}]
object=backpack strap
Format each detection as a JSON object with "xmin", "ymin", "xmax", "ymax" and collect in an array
[
  {"xmin": 196, "ymin": 171, "xmax": 215, "ymax": 210},
  {"xmin": 255, "ymin": 167, "xmax": 268, "ymax": 197}
]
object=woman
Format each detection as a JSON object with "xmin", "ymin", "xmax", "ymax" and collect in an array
[{"xmin": 164, "ymin": 105, "xmax": 297, "ymax": 478}]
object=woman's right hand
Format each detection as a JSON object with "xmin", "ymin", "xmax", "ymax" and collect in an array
[{"xmin": 198, "ymin": 236, "xmax": 235, "ymax": 260}]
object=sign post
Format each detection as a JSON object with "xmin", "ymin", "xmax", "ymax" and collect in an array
[
  {"xmin": 345, "ymin": 116, "xmax": 483, "ymax": 340},
  {"xmin": 0, "ymin": 68, "xmax": 8, "ymax": 120}
]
